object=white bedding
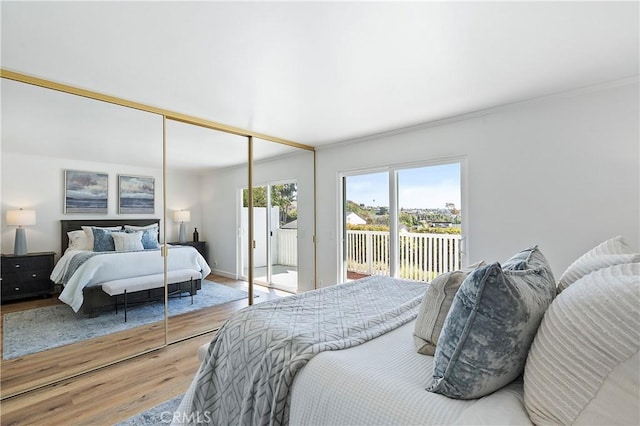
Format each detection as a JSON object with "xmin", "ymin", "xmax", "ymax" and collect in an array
[
  {"xmin": 289, "ymin": 320, "xmax": 532, "ymax": 425},
  {"xmin": 177, "ymin": 319, "xmax": 532, "ymax": 426},
  {"xmin": 53, "ymin": 246, "xmax": 211, "ymax": 312}
]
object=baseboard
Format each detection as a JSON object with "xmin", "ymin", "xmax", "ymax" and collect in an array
[{"xmin": 211, "ymin": 268, "xmax": 237, "ymax": 279}]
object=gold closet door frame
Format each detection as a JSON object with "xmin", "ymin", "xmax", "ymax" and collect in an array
[{"xmin": 0, "ymin": 68, "xmax": 316, "ymax": 397}]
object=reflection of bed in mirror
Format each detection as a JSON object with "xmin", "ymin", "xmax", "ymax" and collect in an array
[{"xmin": 53, "ymin": 219, "xmax": 211, "ymax": 316}]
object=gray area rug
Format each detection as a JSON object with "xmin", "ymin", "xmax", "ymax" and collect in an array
[
  {"xmin": 3, "ymin": 280, "xmax": 247, "ymax": 360},
  {"xmin": 116, "ymin": 394, "xmax": 183, "ymax": 426}
]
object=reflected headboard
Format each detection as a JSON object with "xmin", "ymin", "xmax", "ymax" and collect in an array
[{"xmin": 60, "ymin": 219, "xmax": 161, "ymax": 254}]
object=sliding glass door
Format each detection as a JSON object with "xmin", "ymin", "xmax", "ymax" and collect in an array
[
  {"xmin": 342, "ymin": 160, "xmax": 463, "ymax": 283},
  {"xmin": 241, "ymin": 181, "xmax": 298, "ymax": 293}
]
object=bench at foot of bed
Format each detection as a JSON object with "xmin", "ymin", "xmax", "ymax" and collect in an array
[{"xmin": 79, "ymin": 269, "xmax": 203, "ymax": 319}]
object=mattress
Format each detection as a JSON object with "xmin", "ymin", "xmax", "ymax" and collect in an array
[{"xmin": 288, "ymin": 319, "xmax": 532, "ymax": 426}]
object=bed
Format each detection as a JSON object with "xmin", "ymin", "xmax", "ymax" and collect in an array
[
  {"xmin": 52, "ymin": 219, "xmax": 211, "ymax": 316},
  {"xmin": 174, "ymin": 241, "xmax": 640, "ymax": 426},
  {"xmin": 174, "ymin": 275, "xmax": 530, "ymax": 425}
]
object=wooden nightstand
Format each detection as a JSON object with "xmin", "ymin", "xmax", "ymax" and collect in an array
[
  {"xmin": 1, "ymin": 252, "xmax": 56, "ymax": 302},
  {"xmin": 169, "ymin": 241, "xmax": 208, "ymax": 260}
]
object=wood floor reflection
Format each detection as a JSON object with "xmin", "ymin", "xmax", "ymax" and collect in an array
[{"xmin": 0, "ymin": 276, "xmax": 287, "ymax": 412}]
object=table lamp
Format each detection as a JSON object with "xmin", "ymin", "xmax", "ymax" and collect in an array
[
  {"xmin": 6, "ymin": 208, "xmax": 36, "ymax": 255},
  {"xmin": 174, "ymin": 210, "xmax": 191, "ymax": 243}
]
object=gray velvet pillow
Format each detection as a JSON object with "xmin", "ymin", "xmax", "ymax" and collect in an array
[
  {"xmin": 428, "ymin": 246, "xmax": 556, "ymax": 399},
  {"xmin": 92, "ymin": 228, "xmax": 122, "ymax": 252},
  {"xmin": 413, "ymin": 261, "xmax": 485, "ymax": 355}
]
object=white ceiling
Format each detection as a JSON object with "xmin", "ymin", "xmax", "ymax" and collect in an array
[{"xmin": 1, "ymin": 1, "xmax": 638, "ymax": 165}]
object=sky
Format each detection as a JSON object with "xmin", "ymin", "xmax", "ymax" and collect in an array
[{"xmin": 346, "ymin": 163, "xmax": 461, "ymax": 210}]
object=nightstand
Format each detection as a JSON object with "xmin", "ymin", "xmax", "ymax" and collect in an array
[
  {"xmin": 1, "ymin": 252, "xmax": 56, "ymax": 302},
  {"xmin": 169, "ymin": 241, "xmax": 207, "ymax": 260}
]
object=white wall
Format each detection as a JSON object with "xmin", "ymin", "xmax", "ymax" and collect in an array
[
  {"xmin": 200, "ymin": 149, "xmax": 316, "ymax": 291},
  {"xmin": 165, "ymin": 169, "xmax": 205, "ymax": 243},
  {"xmin": 316, "ymin": 80, "xmax": 640, "ymax": 286},
  {"xmin": 1, "ymin": 153, "xmax": 202, "ymax": 259}
]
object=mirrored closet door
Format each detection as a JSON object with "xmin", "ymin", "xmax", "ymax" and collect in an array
[
  {"xmin": 248, "ymin": 138, "xmax": 316, "ymax": 295},
  {"xmin": 1, "ymin": 70, "xmax": 317, "ymax": 398},
  {"xmin": 0, "ymin": 75, "xmax": 166, "ymax": 398},
  {"xmin": 164, "ymin": 119, "xmax": 250, "ymax": 343}
]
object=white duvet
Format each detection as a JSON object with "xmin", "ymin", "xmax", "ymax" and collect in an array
[{"xmin": 52, "ymin": 246, "xmax": 211, "ymax": 312}]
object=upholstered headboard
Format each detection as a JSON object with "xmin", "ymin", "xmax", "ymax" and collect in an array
[{"xmin": 60, "ymin": 219, "xmax": 161, "ymax": 254}]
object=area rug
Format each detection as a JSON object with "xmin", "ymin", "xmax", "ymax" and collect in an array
[
  {"xmin": 116, "ymin": 394, "xmax": 184, "ymax": 426},
  {"xmin": 3, "ymin": 280, "xmax": 247, "ymax": 360}
]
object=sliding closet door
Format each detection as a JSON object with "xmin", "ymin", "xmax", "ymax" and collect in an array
[
  {"xmin": 0, "ymin": 76, "xmax": 165, "ymax": 398},
  {"xmin": 247, "ymin": 138, "xmax": 315, "ymax": 295},
  {"xmin": 164, "ymin": 119, "xmax": 250, "ymax": 343}
]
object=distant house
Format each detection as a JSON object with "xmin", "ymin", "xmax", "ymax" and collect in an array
[
  {"xmin": 429, "ymin": 221, "xmax": 452, "ymax": 228},
  {"xmin": 346, "ymin": 212, "xmax": 366, "ymax": 225}
]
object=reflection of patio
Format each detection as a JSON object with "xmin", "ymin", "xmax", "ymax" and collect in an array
[{"xmin": 254, "ymin": 264, "xmax": 298, "ymax": 294}]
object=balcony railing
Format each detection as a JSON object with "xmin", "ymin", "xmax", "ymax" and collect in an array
[{"xmin": 346, "ymin": 230, "xmax": 462, "ymax": 281}]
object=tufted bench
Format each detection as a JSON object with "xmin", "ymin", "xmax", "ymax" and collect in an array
[{"xmin": 102, "ymin": 269, "xmax": 202, "ymax": 321}]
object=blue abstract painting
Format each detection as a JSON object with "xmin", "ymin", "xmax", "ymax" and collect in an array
[
  {"xmin": 118, "ymin": 175, "xmax": 155, "ymax": 214},
  {"xmin": 65, "ymin": 170, "xmax": 108, "ymax": 214}
]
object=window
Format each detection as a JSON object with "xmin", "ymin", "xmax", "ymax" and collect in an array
[{"xmin": 341, "ymin": 160, "xmax": 463, "ymax": 282}]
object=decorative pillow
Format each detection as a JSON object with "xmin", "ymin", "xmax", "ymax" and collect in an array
[
  {"xmin": 67, "ymin": 230, "xmax": 91, "ymax": 250},
  {"xmin": 524, "ymin": 263, "xmax": 640, "ymax": 425},
  {"xmin": 112, "ymin": 231, "xmax": 144, "ymax": 252},
  {"xmin": 91, "ymin": 228, "xmax": 123, "ymax": 252},
  {"xmin": 413, "ymin": 261, "xmax": 485, "ymax": 355},
  {"xmin": 124, "ymin": 224, "xmax": 160, "ymax": 249},
  {"xmin": 82, "ymin": 225, "xmax": 122, "ymax": 250},
  {"xmin": 557, "ymin": 236, "xmax": 638, "ymax": 293},
  {"xmin": 428, "ymin": 246, "xmax": 556, "ymax": 399}
]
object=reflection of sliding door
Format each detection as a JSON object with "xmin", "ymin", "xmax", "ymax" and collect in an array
[{"xmin": 240, "ymin": 182, "xmax": 298, "ymax": 293}]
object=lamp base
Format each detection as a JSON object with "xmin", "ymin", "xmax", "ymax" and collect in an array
[
  {"xmin": 178, "ymin": 223, "xmax": 187, "ymax": 243},
  {"xmin": 14, "ymin": 227, "xmax": 27, "ymax": 256}
]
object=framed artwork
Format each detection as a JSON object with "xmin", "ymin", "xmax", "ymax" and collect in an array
[
  {"xmin": 64, "ymin": 170, "xmax": 108, "ymax": 214},
  {"xmin": 118, "ymin": 175, "xmax": 155, "ymax": 214}
]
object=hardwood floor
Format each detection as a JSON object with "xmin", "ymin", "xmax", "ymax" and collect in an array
[{"xmin": 0, "ymin": 275, "xmax": 287, "ymax": 426}]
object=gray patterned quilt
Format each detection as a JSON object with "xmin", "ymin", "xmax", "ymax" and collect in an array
[{"xmin": 189, "ymin": 275, "xmax": 426, "ymax": 425}]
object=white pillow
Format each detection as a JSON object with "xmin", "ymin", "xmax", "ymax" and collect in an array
[
  {"xmin": 124, "ymin": 223, "xmax": 160, "ymax": 250},
  {"xmin": 413, "ymin": 261, "xmax": 485, "ymax": 355},
  {"xmin": 111, "ymin": 231, "xmax": 144, "ymax": 252},
  {"xmin": 67, "ymin": 230, "xmax": 91, "ymax": 250},
  {"xmin": 524, "ymin": 262, "xmax": 640, "ymax": 425},
  {"xmin": 557, "ymin": 236, "xmax": 638, "ymax": 292},
  {"xmin": 82, "ymin": 225, "xmax": 122, "ymax": 250}
]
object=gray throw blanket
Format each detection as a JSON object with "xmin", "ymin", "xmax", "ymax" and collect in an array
[
  {"xmin": 61, "ymin": 251, "xmax": 101, "ymax": 283},
  {"xmin": 189, "ymin": 275, "xmax": 425, "ymax": 426}
]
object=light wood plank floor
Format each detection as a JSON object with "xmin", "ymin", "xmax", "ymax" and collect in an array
[{"xmin": 0, "ymin": 275, "xmax": 287, "ymax": 426}]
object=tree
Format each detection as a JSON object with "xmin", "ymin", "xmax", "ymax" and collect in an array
[
  {"xmin": 243, "ymin": 187, "xmax": 267, "ymax": 207},
  {"xmin": 243, "ymin": 184, "xmax": 298, "ymax": 225},
  {"xmin": 446, "ymin": 202, "xmax": 460, "ymax": 215},
  {"xmin": 271, "ymin": 183, "xmax": 297, "ymax": 224}
]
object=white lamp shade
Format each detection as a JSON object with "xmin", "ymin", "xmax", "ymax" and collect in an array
[
  {"xmin": 6, "ymin": 209, "xmax": 36, "ymax": 226},
  {"xmin": 173, "ymin": 210, "xmax": 191, "ymax": 223}
]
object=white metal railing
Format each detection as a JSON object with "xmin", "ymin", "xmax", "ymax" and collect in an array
[
  {"xmin": 276, "ymin": 229, "xmax": 298, "ymax": 266},
  {"xmin": 346, "ymin": 230, "xmax": 462, "ymax": 281}
]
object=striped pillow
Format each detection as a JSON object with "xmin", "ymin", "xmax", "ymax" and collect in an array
[
  {"xmin": 413, "ymin": 262, "xmax": 484, "ymax": 355},
  {"xmin": 557, "ymin": 236, "xmax": 639, "ymax": 293},
  {"xmin": 524, "ymin": 263, "xmax": 640, "ymax": 425}
]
